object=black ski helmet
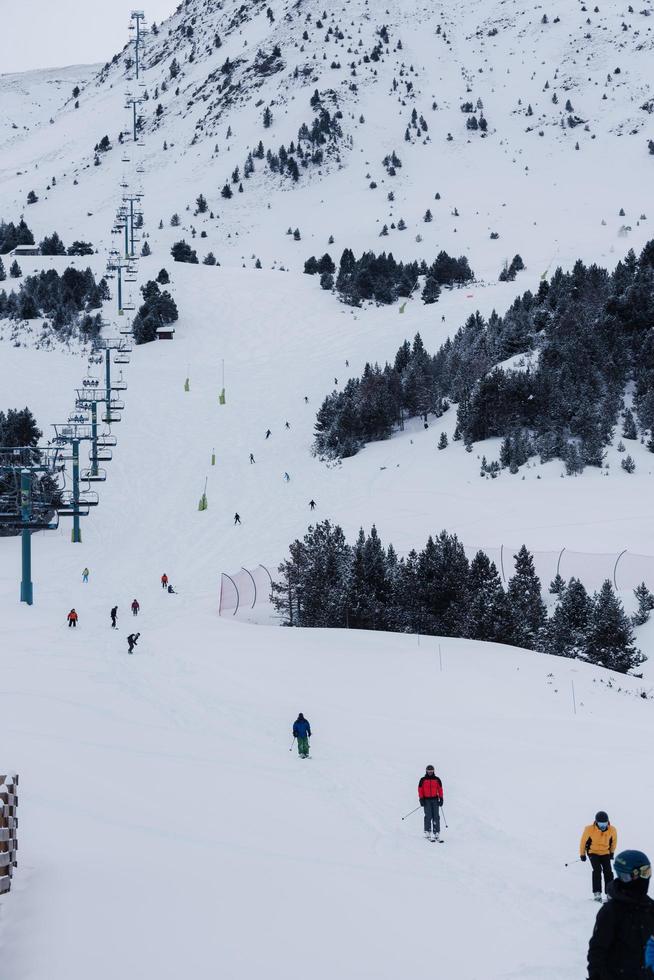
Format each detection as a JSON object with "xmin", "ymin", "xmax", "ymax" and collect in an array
[
  {"xmin": 614, "ymin": 850, "xmax": 651, "ymax": 882},
  {"xmin": 595, "ymin": 810, "xmax": 609, "ymax": 824}
]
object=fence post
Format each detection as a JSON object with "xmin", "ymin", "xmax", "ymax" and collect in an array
[
  {"xmin": 241, "ymin": 566, "xmax": 257, "ymax": 609},
  {"xmin": 613, "ymin": 550, "xmax": 627, "ymax": 590}
]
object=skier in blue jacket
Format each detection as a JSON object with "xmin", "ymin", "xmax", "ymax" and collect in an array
[{"xmin": 292, "ymin": 713, "xmax": 311, "ymax": 758}]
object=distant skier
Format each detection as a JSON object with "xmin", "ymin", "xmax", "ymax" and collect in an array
[
  {"xmin": 345, "ymin": 359, "xmax": 349, "ymax": 366},
  {"xmin": 167, "ymin": 584, "xmax": 176, "ymax": 594},
  {"xmin": 292, "ymin": 713, "xmax": 311, "ymax": 758},
  {"xmin": 418, "ymin": 765, "xmax": 443, "ymax": 841},
  {"xmin": 309, "ymin": 499, "xmax": 316, "ymax": 510},
  {"xmin": 161, "ymin": 573, "xmax": 169, "ymax": 589},
  {"xmin": 131, "ymin": 599, "xmax": 140, "ymax": 616},
  {"xmin": 304, "ymin": 396, "xmax": 309, "ymax": 404},
  {"xmin": 283, "ymin": 472, "xmax": 290, "ymax": 482},
  {"xmin": 110, "ymin": 606, "xmax": 118, "ymax": 629},
  {"xmin": 588, "ymin": 850, "xmax": 654, "ymax": 979},
  {"xmin": 67, "ymin": 608, "xmax": 78, "ymax": 628},
  {"xmin": 284, "ymin": 421, "xmax": 291, "ymax": 429},
  {"xmin": 265, "ymin": 429, "xmax": 271, "ymax": 439},
  {"xmin": 234, "ymin": 512, "xmax": 241, "ymax": 525},
  {"xmin": 580, "ymin": 811, "xmax": 618, "ymax": 901},
  {"xmin": 334, "ymin": 377, "xmax": 338, "ymax": 385},
  {"xmin": 127, "ymin": 632, "xmax": 140, "ymax": 654},
  {"xmin": 249, "ymin": 453, "xmax": 255, "ymax": 464},
  {"xmin": 82, "ymin": 567, "xmax": 89, "ymax": 583}
]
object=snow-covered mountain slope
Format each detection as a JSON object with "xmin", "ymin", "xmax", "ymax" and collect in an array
[
  {"xmin": 2, "ymin": 5, "xmax": 654, "ymax": 974},
  {"xmin": 1, "ymin": 0, "xmax": 653, "ymax": 277},
  {"xmin": 2, "ymin": 562, "xmax": 654, "ymax": 979}
]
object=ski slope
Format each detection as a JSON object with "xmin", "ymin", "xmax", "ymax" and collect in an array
[{"xmin": 1, "ymin": 262, "xmax": 654, "ymax": 978}]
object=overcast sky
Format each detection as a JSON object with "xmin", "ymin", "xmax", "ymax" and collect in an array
[{"xmin": 0, "ymin": 0, "xmax": 179, "ymax": 75}]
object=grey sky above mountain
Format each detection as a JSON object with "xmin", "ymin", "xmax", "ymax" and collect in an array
[{"xmin": 0, "ymin": 0, "xmax": 178, "ymax": 74}]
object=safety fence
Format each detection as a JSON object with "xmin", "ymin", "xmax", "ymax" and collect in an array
[
  {"xmin": 0, "ymin": 773, "xmax": 18, "ymax": 895},
  {"xmin": 218, "ymin": 548, "xmax": 654, "ymax": 616}
]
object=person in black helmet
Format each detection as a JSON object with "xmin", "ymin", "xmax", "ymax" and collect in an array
[
  {"xmin": 588, "ymin": 849, "xmax": 654, "ymax": 979},
  {"xmin": 580, "ymin": 810, "xmax": 618, "ymax": 901}
]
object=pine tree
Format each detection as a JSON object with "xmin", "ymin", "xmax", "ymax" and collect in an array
[
  {"xmin": 421, "ymin": 276, "xmax": 440, "ymax": 304},
  {"xmin": 584, "ymin": 580, "xmax": 643, "ymax": 673},
  {"xmin": 549, "ymin": 573, "xmax": 566, "ymax": 596},
  {"xmin": 27, "ymin": 190, "xmax": 38, "ymax": 205},
  {"xmin": 140, "ymin": 241, "xmax": 151, "ymax": 256},
  {"xmin": 9, "ymin": 260, "xmax": 22, "ymax": 278},
  {"xmin": 464, "ymin": 551, "xmax": 513, "ymax": 643},
  {"xmin": 544, "ymin": 578, "xmax": 591, "ymax": 658},
  {"xmin": 622, "ymin": 409, "xmax": 637, "ymax": 440},
  {"xmin": 156, "ymin": 268, "xmax": 170, "ymax": 285},
  {"xmin": 40, "ymin": 232, "xmax": 66, "ymax": 255},
  {"xmin": 506, "ymin": 546, "xmax": 547, "ymax": 648},
  {"xmin": 632, "ymin": 582, "xmax": 654, "ymax": 626},
  {"xmin": 170, "ymin": 214, "xmax": 180, "ymax": 226},
  {"xmin": 196, "ymin": 193, "xmax": 208, "ymax": 213},
  {"xmin": 221, "ymin": 184, "xmax": 232, "ymax": 199},
  {"xmin": 438, "ymin": 432, "xmax": 448, "ymax": 449},
  {"xmin": 0, "ymin": 258, "xmax": 5, "ymax": 281},
  {"xmin": 170, "ymin": 240, "xmax": 198, "ymax": 263},
  {"xmin": 203, "ymin": 252, "xmax": 217, "ymax": 266}
]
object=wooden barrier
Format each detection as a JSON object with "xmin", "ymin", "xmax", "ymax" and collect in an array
[{"xmin": 0, "ymin": 774, "xmax": 18, "ymax": 895}]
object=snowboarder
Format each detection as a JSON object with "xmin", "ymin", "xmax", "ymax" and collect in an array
[
  {"xmin": 283, "ymin": 472, "xmax": 290, "ymax": 482},
  {"xmin": 265, "ymin": 429, "xmax": 271, "ymax": 439},
  {"xmin": 418, "ymin": 765, "xmax": 443, "ymax": 841},
  {"xmin": 82, "ymin": 567, "xmax": 89, "ymax": 583},
  {"xmin": 161, "ymin": 573, "xmax": 168, "ymax": 589},
  {"xmin": 127, "ymin": 632, "xmax": 140, "ymax": 654},
  {"xmin": 167, "ymin": 584, "xmax": 176, "ymax": 594},
  {"xmin": 309, "ymin": 499, "xmax": 316, "ymax": 510},
  {"xmin": 580, "ymin": 811, "xmax": 618, "ymax": 901},
  {"xmin": 110, "ymin": 606, "xmax": 118, "ymax": 629},
  {"xmin": 67, "ymin": 608, "xmax": 78, "ymax": 628},
  {"xmin": 234, "ymin": 512, "xmax": 241, "ymax": 525},
  {"xmin": 249, "ymin": 453, "xmax": 255, "ymax": 463},
  {"xmin": 588, "ymin": 850, "xmax": 654, "ymax": 979},
  {"xmin": 131, "ymin": 599, "xmax": 140, "ymax": 616},
  {"xmin": 292, "ymin": 713, "xmax": 311, "ymax": 758}
]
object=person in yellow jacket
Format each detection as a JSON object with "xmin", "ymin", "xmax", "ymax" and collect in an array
[{"xmin": 580, "ymin": 810, "xmax": 618, "ymax": 901}]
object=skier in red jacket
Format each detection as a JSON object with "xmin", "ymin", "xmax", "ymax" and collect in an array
[{"xmin": 418, "ymin": 765, "xmax": 444, "ymax": 841}]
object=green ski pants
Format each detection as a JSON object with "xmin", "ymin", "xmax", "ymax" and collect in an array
[{"xmin": 297, "ymin": 735, "xmax": 309, "ymax": 757}]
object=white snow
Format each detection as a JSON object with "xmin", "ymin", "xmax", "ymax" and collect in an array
[{"xmin": 1, "ymin": 0, "xmax": 654, "ymax": 975}]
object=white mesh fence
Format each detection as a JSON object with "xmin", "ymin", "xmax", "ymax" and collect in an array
[{"xmin": 218, "ymin": 549, "xmax": 654, "ymax": 615}]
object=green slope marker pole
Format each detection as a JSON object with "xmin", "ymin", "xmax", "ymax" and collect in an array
[
  {"xmin": 211, "ymin": 449, "xmax": 216, "ymax": 466},
  {"xmin": 20, "ymin": 469, "xmax": 33, "ymax": 605},
  {"xmin": 219, "ymin": 358, "xmax": 226, "ymax": 404}
]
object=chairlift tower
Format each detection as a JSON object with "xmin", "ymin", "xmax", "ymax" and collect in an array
[
  {"xmin": 130, "ymin": 10, "xmax": 147, "ymax": 80},
  {"xmin": 0, "ymin": 447, "xmax": 63, "ymax": 603},
  {"xmin": 51, "ymin": 424, "xmax": 101, "ymax": 543},
  {"xmin": 125, "ymin": 91, "xmax": 145, "ymax": 143}
]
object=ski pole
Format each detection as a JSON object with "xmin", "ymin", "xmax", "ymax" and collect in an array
[
  {"xmin": 564, "ymin": 857, "xmax": 584, "ymax": 867},
  {"xmin": 441, "ymin": 804, "xmax": 449, "ymax": 829},
  {"xmin": 401, "ymin": 805, "xmax": 422, "ymax": 821},
  {"xmin": 289, "ymin": 736, "xmax": 296, "ymax": 752}
]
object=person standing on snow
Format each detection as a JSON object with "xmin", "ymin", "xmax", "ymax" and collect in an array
[
  {"xmin": 127, "ymin": 632, "xmax": 140, "ymax": 654},
  {"xmin": 161, "ymin": 573, "xmax": 169, "ymax": 589},
  {"xmin": 67, "ymin": 608, "xmax": 78, "ymax": 628},
  {"xmin": 82, "ymin": 567, "xmax": 89, "ymax": 583},
  {"xmin": 418, "ymin": 765, "xmax": 443, "ymax": 841},
  {"xmin": 309, "ymin": 499, "xmax": 316, "ymax": 510},
  {"xmin": 580, "ymin": 811, "xmax": 618, "ymax": 901},
  {"xmin": 234, "ymin": 513, "xmax": 241, "ymax": 525},
  {"xmin": 292, "ymin": 713, "xmax": 311, "ymax": 758},
  {"xmin": 249, "ymin": 453, "xmax": 255, "ymax": 464},
  {"xmin": 265, "ymin": 429, "xmax": 271, "ymax": 439},
  {"xmin": 131, "ymin": 599, "xmax": 140, "ymax": 616},
  {"xmin": 588, "ymin": 850, "xmax": 654, "ymax": 979},
  {"xmin": 110, "ymin": 606, "xmax": 118, "ymax": 629}
]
